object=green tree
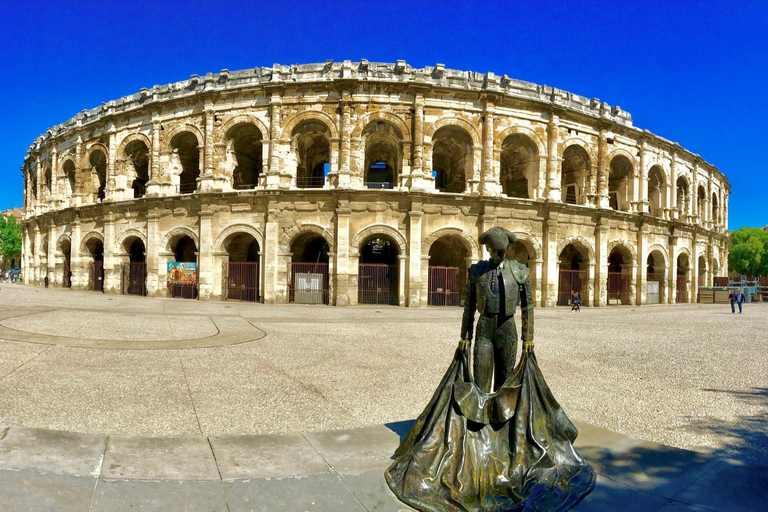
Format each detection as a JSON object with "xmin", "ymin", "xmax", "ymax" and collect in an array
[
  {"xmin": 729, "ymin": 227, "xmax": 768, "ymax": 276},
  {"xmin": 0, "ymin": 215, "xmax": 22, "ymax": 257}
]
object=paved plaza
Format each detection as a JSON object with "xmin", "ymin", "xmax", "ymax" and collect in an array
[{"xmin": 0, "ymin": 284, "xmax": 766, "ymax": 511}]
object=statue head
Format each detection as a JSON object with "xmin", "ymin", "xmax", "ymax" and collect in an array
[{"xmin": 479, "ymin": 227, "xmax": 517, "ymax": 265}]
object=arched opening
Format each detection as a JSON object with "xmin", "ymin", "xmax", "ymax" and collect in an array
[
  {"xmin": 698, "ymin": 254, "xmax": 707, "ymax": 287},
  {"xmin": 608, "ymin": 155, "xmax": 632, "ymax": 211},
  {"xmin": 44, "ymin": 167, "xmax": 52, "ymax": 197},
  {"xmin": 712, "ymin": 257, "xmax": 720, "ymax": 279},
  {"xmin": 607, "ymin": 246, "xmax": 632, "ymax": 305},
  {"xmin": 711, "ymin": 193, "xmax": 719, "ymax": 227},
  {"xmin": 10, "ymin": 258, "xmax": 16, "ymax": 269},
  {"xmin": 40, "ymin": 237, "xmax": 49, "ymax": 287},
  {"xmin": 647, "ymin": 166, "xmax": 665, "ymax": 217},
  {"xmin": 89, "ymin": 150, "xmax": 107, "ymax": 202},
  {"xmin": 224, "ymin": 232, "xmax": 261, "ymax": 302},
  {"xmin": 676, "ymin": 253, "xmax": 690, "ymax": 303},
  {"xmin": 364, "ymin": 123, "xmax": 401, "ymax": 189},
  {"xmin": 427, "ymin": 236, "xmax": 469, "ymax": 306},
  {"xmin": 168, "ymin": 235, "xmax": 198, "ymax": 298},
  {"xmin": 227, "ymin": 124, "xmax": 263, "ymax": 190},
  {"xmin": 125, "ymin": 140, "xmax": 150, "ymax": 198},
  {"xmin": 646, "ymin": 251, "xmax": 666, "ymax": 304},
  {"xmin": 676, "ymin": 177, "xmax": 689, "ymax": 217},
  {"xmin": 561, "ymin": 145, "xmax": 589, "ymax": 205},
  {"xmin": 558, "ymin": 243, "xmax": 588, "ymax": 306},
  {"xmin": 292, "ymin": 121, "xmax": 330, "ymax": 189},
  {"xmin": 120, "ymin": 237, "xmax": 146, "ymax": 296},
  {"xmin": 358, "ymin": 235, "xmax": 399, "ymax": 305},
  {"xmin": 63, "ymin": 160, "xmax": 76, "ymax": 198},
  {"xmin": 697, "ymin": 186, "xmax": 706, "ymax": 223},
  {"xmin": 500, "ymin": 135, "xmax": 537, "ymax": 198},
  {"xmin": 171, "ymin": 132, "xmax": 200, "ymax": 194},
  {"xmin": 60, "ymin": 238, "xmax": 72, "ymax": 289},
  {"xmin": 85, "ymin": 237, "xmax": 104, "ymax": 292},
  {"xmin": 290, "ymin": 233, "xmax": 330, "ymax": 304},
  {"xmin": 432, "ymin": 126, "xmax": 472, "ymax": 193},
  {"xmin": 29, "ymin": 171, "xmax": 37, "ymax": 200}
]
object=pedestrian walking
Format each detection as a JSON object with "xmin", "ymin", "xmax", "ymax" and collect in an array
[
  {"xmin": 736, "ymin": 290, "xmax": 745, "ymax": 314},
  {"xmin": 729, "ymin": 289, "xmax": 736, "ymax": 313},
  {"xmin": 571, "ymin": 290, "xmax": 581, "ymax": 312}
]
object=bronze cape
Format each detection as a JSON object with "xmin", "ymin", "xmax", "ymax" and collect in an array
[{"xmin": 385, "ymin": 343, "xmax": 595, "ymax": 511}]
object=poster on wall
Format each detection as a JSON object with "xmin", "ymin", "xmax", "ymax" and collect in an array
[{"xmin": 167, "ymin": 262, "xmax": 197, "ymax": 286}]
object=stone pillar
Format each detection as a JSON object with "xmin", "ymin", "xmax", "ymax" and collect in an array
[
  {"xmin": 707, "ymin": 238, "xmax": 714, "ymax": 287},
  {"xmin": 545, "ymin": 115, "xmax": 560, "ymax": 201},
  {"xmin": 199, "ymin": 105, "xmax": 223, "ymax": 192},
  {"xmin": 596, "ymin": 130, "xmax": 610, "ymax": 208},
  {"xmin": 691, "ymin": 237, "xmax": 699, "ymax": 303},
  {"xmin": 265, "ymin": 93, "xmax": 283, "ymax": 190},
  {"xmin": 146, "ymin": 209, "xmax": 160, "ymax": 296},
  {"xmin": 481, "ymin": 103, "xmax": 500, "ymax": 196},
  {"xmin": 668, "ymin": 234, "xmax": 678, "ymax": 303},
  {"xmin": 337, "ymin": 95, "xmax": 353, "ymax": 189},
  {"xmin": 103, "ymin": 212, "xmax": 117, "ymax": 293},
  {"xmin": 51, "ymin": 148, "xmax": 59, "ymax": 207},
  {"xmin": 595, "ymin": 219, "xmax": 609, "ymax": 307},
  {"xmin": 542, "ymin": 211, "xmax": 558, "ymax": 307},
  {"xmin": 669, "ymin": 152, "xmax": 677, "ymax": 219},
  {"xmin": 409, "ymin": 93, "xmax": 431, "ymax": 192},
  {"xmin": 262, "ymin": 202, "xmax": 279, "ymax": 303},
  {"xmin": 407, "ymin": 203, "xmax": 423, "ymax": 306},
  {"xmin": 398, "ymin": 254, "xmax": 407, "ymax": 307},
  {"xmin": 106, "ymin": 125, "xmax": 117, "ymax": 201},
  {"xmin": 638, "ymin": 139, "xmax": 648, "ymax": 213},
  {"xmin": 47, "ymin": 222, "xmax": 56, "ymax": 287},
  {"xmin": 533, "ymin": 258, "xmax": 544, "ymax": 307},
  {"xmin": 636, "ymin": 224, "xmax": 647, "ymax": 305},
  {"xmin": 33, "ymin": 225, "xmax": 41, "ymax": 284},
  {"xmin": 334, "ymin": 199, "xmax": 352, "ymax": 306},
  {"xmin": 198, "ymin": 209, "xmax": 213, "ymax": 300},
  {"xmin": 70, "ymin": 217, "xmax": 82, "ymax": 290},
  {"xmin": 22, "ymin": 225, "xmax": 31, "ymax": 284}
]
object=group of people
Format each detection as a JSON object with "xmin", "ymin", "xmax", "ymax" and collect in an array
[
  {"xmin": 729, "ymin": 289, "xmax": 746, "ymax": 314},
  {"xmin": 0, "ymin": 270, "xmax": 21, "ymax": 283}
]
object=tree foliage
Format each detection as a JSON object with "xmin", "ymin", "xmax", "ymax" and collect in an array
[
  {"xmin": 729, "ymin": 227, "xmax": 768, "ymax": 276},
  {"xmin": 0, "ymin": 215, "xmax": 22, "ymax": 257}
]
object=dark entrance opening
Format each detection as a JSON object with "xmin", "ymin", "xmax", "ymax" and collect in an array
[
  {"xmin": 124, "ymin": 239, "xmax": 147, "ymax": 296},
  {"xmin": 169, "ymin": 236, "xmax": 198, "ymax": 299},
  {"xmin": 607, "ymin": 248, "xmax": 631, "ymax": 305},
  {"xmin": 225, "ymin": 233, "xmax": 260, "ymax": 302},
  {"xmin": 172, "ymin": 132, "xmax": 200, "ymax": 194},
  {"xmin": 358, "ymin": 236, "xmax": 398, "ymax": 305},
  {"xmin": 85, "ymin": 238, "xmax": 105, "ymax": 292},
  {"xmin": 60, "ymin": 239, "xmax": 72, "ymax": 289},
  {"xmin": 558, "ymin": 244, "xmax": 587, "ymax": 306},
  {"xmin": 428, "ymin": 236, "xmax": 468, "ymax": 306},
  {"xmin": 677, "ymin": 254, "xmax": 689, "ymax": 303},
  {"xmin": 290, "ymin": 234, "xmax": 330, "ymax": 304}
]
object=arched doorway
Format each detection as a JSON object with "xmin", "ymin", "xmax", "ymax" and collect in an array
[
  {"xmin": 648, "ymin": 166, "xmax": 665, "ymax": 217},
  {"xmin": 427, "ymin": 236, "xmax": 468, "ymax": 306},
  {"xmin": 124, "ymin": 140, "xmax": 150, "ymax": 198},
  {"xmin": 676, "ymin": 177, "xmax": 689, "ymax": 218},
  {"xmin": 609, "ymin": 155, "xmax": 632, "ymax": 211},
  {"xmin": 558, "ymin": 243, "xmax": 588, "ymax": 306},
  {"xmin": 676, "ymin": 253, "xmax": 690, "ymax": 303},
  {"xmin": 500, "ymin": 135, "xmax": 537, "ymax": 198},
  {"xmin": 289, "ymin": 233, "xmax": 330, "ymax": 304},
  {"xmin": 168, "ymin": 235, "xmax": 198, "ymax": 298},
  {"xmin": 171, "ymin": 132, "xmax": 200, "ymax": 194},
  {"xmin": 561, "ymin": 146, "xmax": 589, "ymax": 205},
  {"xmin": 89, "ymin": 150, "xmax": 107, "ymax": 202},
  {"xmin": 85, "ymin": 237, "xmax": 104, "ymax": 292},
  {"xmin": 227, "ymin": 123, "xmax": 263, "ymax": 190},
  {"xmin": 607, "ymin": 246, "xmax": 632, "ymax": 305},
  {"xmin": 697, "ymin": 186, "xmax": 706, "ymax": 224},
  {"xmin": 63, "ymin": 160, "xmax": 76, "ymax": 199},
  {"xmin": 60, "ymin": 238, "xmax": 72, "ymax": 289},
  {"xmin": 646, "ymin": 251, "xmax": 666, "ymax": 304},
  {"xmin": 292, "ymin": 121, "xmax": 330, "ymax": 189},
  {"xmin": 123, "ymin": 238, "xmax": 146, "ymax": 296},
  {"xmin": 432, "ymin": 126, "xmax": 472, "ymax": 193},
  {"xmin": 225, "ymin": 233, "xmax": 260, "ymax": 302},
  {"xmin": 358, "ymin": 235, "xmax": 399, "ymax": 305},
  {"xmin": 698, "ymin": 254, "xmax": 707, "ymax": 287}
]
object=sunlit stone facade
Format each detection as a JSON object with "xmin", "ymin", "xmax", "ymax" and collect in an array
[{"xmin": 21, "ymin": 61, "xmax": 729, "ymax": 306}]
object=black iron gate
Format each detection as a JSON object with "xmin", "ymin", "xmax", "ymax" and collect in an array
[
  {"xmin": 607, "ymin": 272, "xmax": 630, "ymax": 305},
  {"xmin": 289, "ymin": 263, "xmax": 329, "ymax": 304},
  {"xmin": 428, "ymin": 266, "xmax": 460, "ymax": 306},
  {"xmin": 227, "ymin": 262, "xmax": 260, "ymax": 302},
  {"xmin": 90, "ymin": 261, "xmax": 104, "ymax": 292},
  {"xmin": 122, "ymin": 262, "xmax": 147, "ymax": 296},
  {"xmin": 558, "ymin": 269, "xmax": 585, "ymax": 306},
  {"xmin": 358, "ymin": 263, "xmax": 397, "ymax": 305},
  {"xmin": 63, "ymin": 258, "xmax": 71, "ymax": 288}
]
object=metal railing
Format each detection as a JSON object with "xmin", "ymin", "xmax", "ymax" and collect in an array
[
  {"xmin": 296, "ymin": 176, "xmax": 325, "ymax": 188},
  {"xmin": 178, "ymin": 183, "xmax": 197, "ymax": 194},
  {"xmin": 365, "ymin": 181, "xmax": 394, "ymax": 190}
]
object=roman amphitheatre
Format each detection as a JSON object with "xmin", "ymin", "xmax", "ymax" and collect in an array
[{"xmin": 19, "ymin": 60, "xmax": 729, "ymax": 308}]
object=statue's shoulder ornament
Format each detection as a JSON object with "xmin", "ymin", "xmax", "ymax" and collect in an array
[{"xmin": 507, "ymin": 260, "xmax": 530, "ymax": 284}]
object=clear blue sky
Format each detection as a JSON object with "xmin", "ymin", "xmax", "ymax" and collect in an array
[{"xmin": 1, "ymin": 0, "xmax": 765, "ymax": 229}]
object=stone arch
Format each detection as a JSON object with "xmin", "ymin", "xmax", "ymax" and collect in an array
[
  {"xmin": 215, "ymin": 224, "xmax": 265, "ymax": 253},
  {"xmin": 117, "ymin": 132, "xmax": 152, "ymax": 157},
  {"xmin": 676, "ymin": 246, "xmax": 692, "ymax": 262},
  {"xmin": 280, "ymin": 109, "xmax": 339, "ymax": 141},
  {"xmin": 607, "ymin": 239, "xmax": 637, "ymax": 263},
  {"xmin": 423, "ymin": 116, "xmax": 481, "ymax": 147},
  {"xmin": 646, "ymin": 244, "xmax": 669, "ymax": 266},
  {"xmin": 510, "ymin": 231, "xmax": 542, "ymax": 261},
  {"xmin": 421, "ymin": 227, "xmax": 480, "ymax": 261},
  {"xmin": 164, "ymin": 123, "xmax": 204, "ymax": 147},
  {"xmin": 160, "ymin": 226, "xmax": 199, "ymax": 253},
  {"xmin": 556, "ymin": 236, "xmax": 596, "ymax": 264},
  {"xmin": 56, "ymin": 233, "xmax": 72, "ymax": 254},
  {"xmin": 351, "ymin": 224, "xmax": 407, "ymax": 256},
  {"xmin": 352, "ymin": 111, "xmax": 410, "ymax": 140},
  {"xmin": 494, "ymin": 125, "xmax": 546, "ymax": 156},
  {"xmin": 83, "ymin": 142, "xmax": 109, "ymax": 167},
  {"xmin": 280, "ymin": 224, "xmax": 335, "ymax": 253},
  {"xmin": 116, "ymin": 229, "xmax": 148, "ymax": 253},
  {"xmin": 215, "ymin": 113, "xmax": 270, "ymax": 142},
  {"xmin": 607, "ymin": 148, "xmax": 638, "ymax": 174},
  {"xmin": 80, "ymin": 230, "xmax": 104, "ymax": 253},
  {"xmin": 557, "ymin": 137, "xmax": 597, "ymax": 163}
]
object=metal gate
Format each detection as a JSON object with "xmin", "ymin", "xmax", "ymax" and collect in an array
[
  {"xmin": 428, "ymin": 266, "xmax": 460, "ymax": 306},
  {"xmin": 558, "ymin": 269, "xmax": 585, "ymax": 306},
  {"xmin": 90, "ymin": 261, "xmax": 104, "ymax": 292},
  {"xmin": 122, "ymin": 262, "xmax": 147, "ymax": 296},
  {"xmin": 676, "ymin": 275, "xmax": 688, "ymax": 303},
  {"xmin": 168, "ymin": 283, "xmax": 197, "ymax": 299},
  {"xmin": 227, "ymin": 262, "xmax": 260, "ymax": 302},
  {"xmin": 358, "ymin": 263, "xmax": 398, "ymax": 305},
  {"xmin": 63, "ymin": 258, "xmax": 71, "ymax": 288},
  {"xmin": 290, "ymin": 263, "xmax": 329, "ymax": 305},
  {"xmin": 607, "ymin": 272, "xmax": 630, "ymax": 305},
  {"xmin": 646, "ymin": 273, "xmax": 663, "ymax": 304}
]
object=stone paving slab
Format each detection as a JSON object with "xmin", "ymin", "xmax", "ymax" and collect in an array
[
  {"xmin": 303, "ymin": 424, "xmax": 402, "ymax": 475},
  {"xmin": 91, "ymin": 479, "xmax": 228, "ymax": 512},
  {"xmin": 0, "ymin": 468, "xmax": 97, "ymax": 512},
  {"xmin": 102, "ymin": 436, "xmax": 220, "ymax": 481},
  {"xmin": 0, "ymin": 426, "xmax": 106, "ymax": 476}
]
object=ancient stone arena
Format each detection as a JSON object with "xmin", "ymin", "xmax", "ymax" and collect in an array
[
  {"xmin": 21, "ymin": 61, "xmax": 728, "ymax": 310},
  {"xmin": 0, "ymin": 285, "xmax": 765, "ymax": 469}
]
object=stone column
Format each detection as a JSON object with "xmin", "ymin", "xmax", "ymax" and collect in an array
[
  {"xmin": 146, "ymin": 209, "xmax": 160, "ymax": 296},
  {"xmin": 51, "ymin": 148, "xmax": 59, "ymax": 207},
  {"xmin": 481, "ymin": 102, "xmax": 500, "ymax": 196},
  {"xmin": 334, "ymin": 199, "xmax": 352, "ymax": 305},
  {"xmin": 595, "ymin": 218, "xmax": 609, "ymax": 307},
  {"xmin": 636, "ymin": 223, "xmax": 647, "ymax": 305},
  {"xmin": 265, "ymin": 93, "xmax": 283, "ymax": 190},
  {"xmin": 691, "ymin": 236, "xmax": 699, "ymax": 303},
  {"xmin": 198, "ymin": 209, "xmax": 213, "ymax": 300},
  {"xmin": 35, "ymin": 159, "xmax": 42, "ymax": 216},
  {"xmin": 33, "ymin": 224, "xmax": 42, "ymax": 284},
  {"xmin": 597, "ymin": 130, "xmax": 610, "ymax": 208},
  {"xmin": 103, "ymin": 212, "xmax": 117, "ymax": 293},
  {"xmin": 22, "ymin": 225, "xmax": 31, "ymax": 284},
  {"xmin": 70, "ymin": 217, "xmax": 81, "ymax": 290},
  {"xmin": 669, "ymin": 151, "xmax": 677, "ymax": 219},
  {"xmin": 106, "ymin": 125, "xmax": 117, "ymax": 201},
  {"xmin": 47, "ymin": 221, "xmax": 56, "ymax": 287},
  {"xmin": 545, "ymin": 115, "xmax": 560, "ymax": 201},
  {"xmin": 199, "ymin": 105, "xmax": 222, "ymax": 192},
  {"xmin": 407, "ymin": 203, "xmax": 423, "ymax": 306},
  {"xmin": 337, "ymin": 95, "xmax": 353, "ymax": 189},
  {"xmin": 542, "ymin": 211, "xmax": 559, "ymax": 307},
  {"xmin": 668, "ymin": 233, "xmax": 678, "ymax": 303},
  {"xmin": 398, "ymin": 254, "xmax": 407, "ymax": 307},
  {"xmin": 638, "ymin": 139, "xmax": 648, "ymax": 213},
  {"xmin": 262, "ymin": 202, "xmax": 279, "ymax": 303},
  {"xmin": 409, "ymin": 93, "xmax": 430, "ymax": 191},
  {"xmin": 533, "ymin": 258, "xmax": 544, "ymax": 307}
]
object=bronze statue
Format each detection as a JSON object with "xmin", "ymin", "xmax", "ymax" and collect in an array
[{"xmin": 386, "ymin": 227, "xmax": 595, "ymax": 512}]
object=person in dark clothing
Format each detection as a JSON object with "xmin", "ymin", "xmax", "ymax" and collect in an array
[
  {"xmin": 736, "ymin": 290, "xmax": 745, "ymax": 313},
  {"xmin": 729, "ymin": 290, "xmax": 736, "ymax": 313}
]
